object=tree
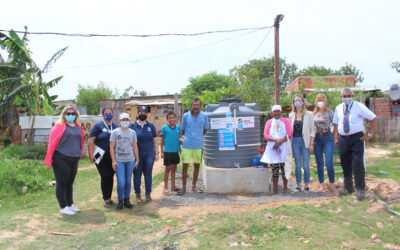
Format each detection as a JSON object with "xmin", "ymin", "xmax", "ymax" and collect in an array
[
  {"xmin": 391, "ymin": 61, "xmax": 400, "ymax": 73},
  {"xmin": 119, "ymin": 85, "xmax": 149, "ymax": 98},
  {"xmin": 298, "ymin": 63, "xmax": 364, "ymax": 83},
  {"xmin": 229, "ymin": 56, "xmax": 298, "ymax": 110},
  {"xmin": 76, "ymin": 82, "xmax": 116, "ymax": 115},
  {"xmin": 181, "ymin": 71, "xmax": 232, "ymax": 108},
  {"xmin": 0, "ymin": 28, "xmax": 66, "ymax": 144},
  {"xmin": 338, "ymin": 62, "xmax": 364, "ymax": 83}
]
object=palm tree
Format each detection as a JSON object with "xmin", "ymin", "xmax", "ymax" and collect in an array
[{"xmin": 0, "ymin": 27, "xmax": 68, "ymax": 144}]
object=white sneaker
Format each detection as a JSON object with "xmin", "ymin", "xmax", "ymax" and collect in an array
[
  {"xmin": 69, "ymin": 204, "xmax": 80, "ymax": 213},
  {"xmin": 60, "ymin": 207, "xmax": 76, "ymax": 216}
]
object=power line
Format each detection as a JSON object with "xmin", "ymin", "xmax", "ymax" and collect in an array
[
  {"xmin": 249, "ymin": 27, "xmax": 273, "ymax": 60},
  {"xmin": 57, "ymin": 29, "xmax": 263, "ymax": 69},
  {"xmin": 0, "ymin": 26, "xmax": 273, "ymax": 38}
]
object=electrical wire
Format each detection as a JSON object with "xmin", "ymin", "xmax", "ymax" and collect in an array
[
  {"xmin": 0, "ymin": 26, "xmax": 273, "ymax": 38},
  {"xmin": 56, "ymin": 29, "xmax": 263, "ymax": 69},
  {"xmin": 249, "ymin": 27, "xmax": 273, "ymax": 60}
]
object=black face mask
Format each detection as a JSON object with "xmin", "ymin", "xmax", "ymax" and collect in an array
[{"xmin": 138, "ymin": 114, "xmax": 147, "ymax": 121}]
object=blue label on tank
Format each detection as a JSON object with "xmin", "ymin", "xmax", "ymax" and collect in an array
[{"xmin": 218, "ymin": 128, "xmax": 235, "ymax": 151}]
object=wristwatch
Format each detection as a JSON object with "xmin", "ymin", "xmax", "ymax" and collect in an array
[{"xmin": 367, "ymin": 133, "xmax": 372, "ymax": 137}]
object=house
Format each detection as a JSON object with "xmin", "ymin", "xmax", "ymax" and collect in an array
[
  {"xmin": 285, "ymin": 75, "xmax": 356, "ymax": 93},
  {"xmin": 99, "ymin": 94, "xmax": 182, "ymax": 133}
]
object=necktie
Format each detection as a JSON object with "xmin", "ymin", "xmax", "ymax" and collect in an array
[{"xmin": 343, "ymin": 104, "xmax": 350, "ymax": 133}]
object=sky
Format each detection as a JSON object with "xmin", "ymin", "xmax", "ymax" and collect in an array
[{"xmin": 1, "ymin": 0, "xmax": 400, "ymax": 100}]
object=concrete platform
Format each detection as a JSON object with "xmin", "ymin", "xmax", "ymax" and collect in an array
[{"xmin": 202, "ymin": 163, "xmax": 270, "ymax": 193}]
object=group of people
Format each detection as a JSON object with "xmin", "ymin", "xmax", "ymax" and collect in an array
[
  {"xmin": 44, "ymin": 98, "xmax": 208, "ymax": 215},
  {"xmin": 262, "ymin": 88, "xmax": 376, "ymax": 200},
  {"xmin": 44, "ymin": 88, "xmax": 376, "ymax": 216}
]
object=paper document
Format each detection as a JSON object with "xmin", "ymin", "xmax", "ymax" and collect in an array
[{"xmin": 93, "ymin": 147, "xmax": 105, "ymax": 164}]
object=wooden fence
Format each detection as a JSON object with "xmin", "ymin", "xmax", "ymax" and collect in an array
[{"xmin": 373, "ymin": 117, "xmax": 400, "ymax": 143}]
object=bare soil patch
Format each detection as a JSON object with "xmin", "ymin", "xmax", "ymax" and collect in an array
[{"xmin": 365, "ymin": 145, "xmax": 392, "ymax": 158}]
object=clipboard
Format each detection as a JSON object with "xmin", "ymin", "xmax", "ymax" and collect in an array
[{"xmin": 93, "ymin": 147, "xmax": 105, "ymax": 164}]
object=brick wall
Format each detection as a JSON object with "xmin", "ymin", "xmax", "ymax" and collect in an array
[{"xmin": 374, "ymin": 98, "xmax": 392, "ymax": 117}]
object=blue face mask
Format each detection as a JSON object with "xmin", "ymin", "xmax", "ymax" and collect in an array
[
  {"xmin": 104, "ymin": 114, "xmax": 113, "ymax": 121},
  {"xmin": 65, "ymin": 115, "xmax": 76, "ymax": 123},
  {"xmin": 294, "ymin": 101, "xmax": 303, "ymax": 108}
]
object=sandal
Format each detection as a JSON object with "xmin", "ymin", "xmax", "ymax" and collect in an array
[
  {"xmin": 177, "ymin": 189, "xmax": 184, "ymax": 196},
  {"xmin": 317, "ymin": 184, "xmax": 325, "ymax": 193},
  {"xmin": 329, "ymin": 184, "xmax": 341, "ymax": 196},
  {"xmin": 171, "ymin": 187, "xmax": 181, "ymax": 192},
  {"xmin": 296, "ymin": 187, "xmax": 302, "ymax": 192},
  {"xmin": 191, "ymin": 188, "xmax": 204, "ymax": 193},
  {"xmin": 163, "ymin": 190, "xmax": 172, "ymax": 196},
  {"xmin": 304, "ymin": 187, "xmax": 310, "ymax": 193}
]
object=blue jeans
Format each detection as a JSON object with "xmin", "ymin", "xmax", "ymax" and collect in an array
[
  {"xmin": 134, "ymin": 150, "xmax": 155, "ymax": 195},
  {"xmin": 314, "ymin": 133, "xmax": 335, "ymax": 183},
  {"xmin": 116, "ymin": 160, "xmax": 135, "ymax": 200},
  {"xmin": 292, "ymin": 137, "xmax": 310, "ymax": 185}
]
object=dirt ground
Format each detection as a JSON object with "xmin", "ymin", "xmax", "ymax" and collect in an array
[{"xmin": 144, "ymin": 144, "xmax": 399, "ymax": 218}]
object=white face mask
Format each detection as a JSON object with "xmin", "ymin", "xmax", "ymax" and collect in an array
[
  {"xmin": 120, "ymin": 121, "xmax": 130, "ymax": 128},
  {"xmin": 342, "ymin": 97, "xmax": 353, "ymax": 105},
  {"xmin": 317, "ymin": 101, "xmax": 325, "ymax": 108}
]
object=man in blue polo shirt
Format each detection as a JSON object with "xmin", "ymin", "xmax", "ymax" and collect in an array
[{"xmin": 181, "ymin": 98, "xmax": 209, "ymax": 194}]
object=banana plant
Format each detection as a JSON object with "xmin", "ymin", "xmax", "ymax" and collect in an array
[
  {"xmin": 0, "ymin": 28, "xmax": 67, "ymax": 144},
  {"xmin": 0, "ymin": 28, "xmax": 67, "ymax": 116}
]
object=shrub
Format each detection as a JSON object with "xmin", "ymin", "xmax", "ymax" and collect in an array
[
  {"xmin": 0, "ymin": 158, "xmax": 53, "ymax": 196},
  {"xmin": 2, "ymin": 144, "xmax": 47, "ymax": 160}
]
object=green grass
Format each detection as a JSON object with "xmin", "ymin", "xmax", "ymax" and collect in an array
[{"xmin": 1, "ymin": 144, "xmax": 400, "ymax": 249}]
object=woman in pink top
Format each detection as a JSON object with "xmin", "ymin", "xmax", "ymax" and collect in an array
[
  {"xmin": 261, "ymin": 105, "xmax": 293, "ymax": 195},
  {"xmin": 44, "ymin": 105, "xmax": 84, "ymax": 216}
]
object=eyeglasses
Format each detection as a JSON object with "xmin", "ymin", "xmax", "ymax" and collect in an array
[
  {"xmin": 66, "ymin": 112, "xmax": 75, "ymax": 116},
  {"xmin": 342, "ymin": 95, "xmax": 353, "ymax": 98}
]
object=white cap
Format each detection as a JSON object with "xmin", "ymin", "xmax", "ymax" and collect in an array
[
  {"xmin": 119, "ymin": 112, "xmax": 130, "ymax": 120},
  {"xmin": 271, "ymin": 105, "xmax": 282, "ymax": 112}
]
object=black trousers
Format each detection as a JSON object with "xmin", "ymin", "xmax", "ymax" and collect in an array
[
  {"xmin": 52, "ymin": 151, "xmax": 79, "ymax": 208},
  {"xmin": 338, "ymin": 132, "xmax": 365, "ymax": 191},
  {"xmin": 95, "ymin": 153, "xmax": 115, "ymax": 200}
]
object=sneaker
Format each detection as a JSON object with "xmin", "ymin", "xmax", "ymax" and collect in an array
[
  {"xmin": 124, "ymin": 198, "xmax": 133, "ymax": 209},
  {"xmin": 103, "ymin": 201, "xmax": 111, "ymax": 208},
  {"xmin": 109, "ymin": 200, "xmax": 116, "ymax": 205},
  {"xmin": 340, "ymin": 189, "xmax": 355, "ymax": 196},
  {"xmin": 116, "ymin": 200, "xmax": 123, "ymax": 211},
  {"xmin": 357, "ymin": 190, "xmax": 366, "ymax": 201},
  {"xmin": 60, "ymin": 207, "xmax": 76, "ymax": 216},
  {"xmin": 69, "ymin": 204, "xmax": 80, "ymax": 213}
]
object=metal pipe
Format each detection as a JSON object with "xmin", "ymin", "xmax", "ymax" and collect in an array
[
  {"xmin": 233, "ymin": 106, "xmax": 237, "ymax": 146},
  {"xmin": 237, "ymin": 143, "xmax": 261, "ymax": 147}
]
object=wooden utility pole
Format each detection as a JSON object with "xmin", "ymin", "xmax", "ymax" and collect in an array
[{"xmin": 274, "ymin": 14, "xmax": 284, "ymax": 105}]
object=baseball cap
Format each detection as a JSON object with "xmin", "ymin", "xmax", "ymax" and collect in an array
[
  {"xmin": 119, "ymin": 112, "xmax": 130, "ymax": 120},
  {"xmin": 271, "ymin": 105, "xmax": 282, "ymax": 112},
  {"xmin": 138, "ymin": 106, "xmax": 148, "ymax": 112}
]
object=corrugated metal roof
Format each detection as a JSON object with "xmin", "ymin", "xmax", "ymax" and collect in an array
[{"xmin": 125, "ymin": 99, "xmax": 182, "ymax": 106}]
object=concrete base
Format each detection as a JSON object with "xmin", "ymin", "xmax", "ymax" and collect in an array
[{"xmin": 202, "ymin": 163, "xmax": 270, "ymax": 193}]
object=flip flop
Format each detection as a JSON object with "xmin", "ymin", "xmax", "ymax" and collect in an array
[
  {"xmin": 171, "ymin": 188, "xmax": 182, "ymax": 192},
  {"xmin": 163, "ymin": 191, "xmax": 172, "ymax": 196},
  {"xmin": 177, "ymin": 190, "xmax": 184, "ymax": 196},
  {"xmin": 192, "ymin": 188, "xmax": 204, "ymax": 193}
]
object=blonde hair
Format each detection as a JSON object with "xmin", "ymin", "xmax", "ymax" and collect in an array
[
  {"xmin": 291, "ymin": 94, "xmax": 306, "ymax": 116},
  {"xmin": 55, "ymin": 105, "xmax": 80, "ymax": 125},
  {"xmin": 313, "ymin": 93, "xmax": 328, "ymax": 114}
]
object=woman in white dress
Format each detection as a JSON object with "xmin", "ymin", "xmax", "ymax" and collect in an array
[{"xmin": 261, "ymin": 105, "xmax": 293, "ymax": 194}]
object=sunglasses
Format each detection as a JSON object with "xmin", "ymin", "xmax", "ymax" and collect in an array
[{"xmin": 66, "ymin": 112, "xmax": 75, "ymax": 116}]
